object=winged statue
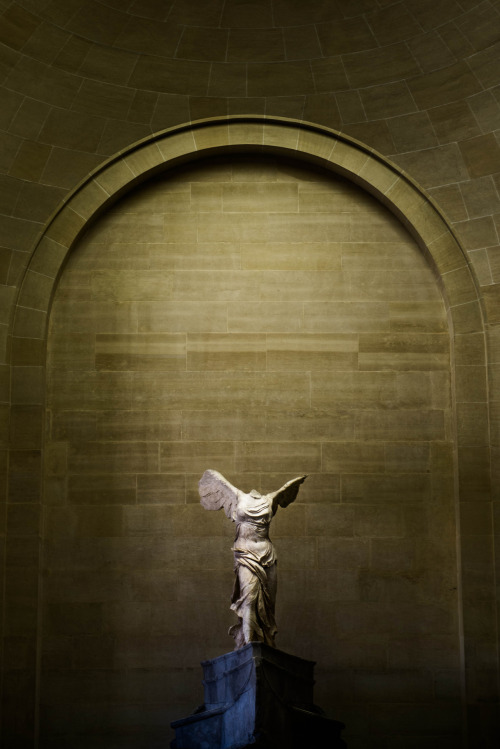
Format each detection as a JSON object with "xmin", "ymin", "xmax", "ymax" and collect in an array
[{"xmin": 199, "ymin": 469, "xmax": 307, "ymax": 649}]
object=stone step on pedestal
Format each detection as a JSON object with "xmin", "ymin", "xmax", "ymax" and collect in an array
[{"xmin": 171, "ymin": 642, "xmax": 346, "ymax": 749}]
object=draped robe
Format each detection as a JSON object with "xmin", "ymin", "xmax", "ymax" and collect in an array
[{"xmin": 229, "ymin": 491, "xmax": 278, "ymax": 648}]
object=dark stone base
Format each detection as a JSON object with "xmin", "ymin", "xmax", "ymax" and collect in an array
[{"xmin": 171, "ymin": 642, "xmax": 346, "ymax": 749}]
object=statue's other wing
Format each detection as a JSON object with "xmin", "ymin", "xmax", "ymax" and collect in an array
[
  {"xmin": 271, "ymin": 475, "xmax": 307, "ymax": 511},
  {"xmin": 199, "ymin": 469, "xmax": 240, "ymax": 520}
]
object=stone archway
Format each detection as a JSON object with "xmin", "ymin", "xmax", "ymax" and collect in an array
[{"xmin": 6, "ymin": 117, "xmax": 492, "ymax": 747}]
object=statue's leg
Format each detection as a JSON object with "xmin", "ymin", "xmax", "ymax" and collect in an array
[
  {"xmin": 267, "ymin": 562, "xmax": 277, "ymax": 614},
  {"xmin": 236, "ymin": 565, "xmax": 260, "ymax": 644},
  {"xmin": 264, "ymin": 563, "xmax": 278, "ymax": 646}
]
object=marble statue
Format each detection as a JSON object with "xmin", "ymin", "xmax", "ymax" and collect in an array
[{"xmin": 199, "ymin": 469, "xmax": 307, "ymax": 649}]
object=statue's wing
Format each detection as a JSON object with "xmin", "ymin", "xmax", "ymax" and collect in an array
[
  {"xmin": 271, "ymin": 475, "xmax": 307, "ymax": 511},
  {"xmin": 199, "ymin": 469, "xmax": 239, "ymax": 520}
]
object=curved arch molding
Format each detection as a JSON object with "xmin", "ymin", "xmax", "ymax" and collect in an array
[
  {"xmin": 15, "ymin": 116, "xmax": 483, "ymax": 342},
  {"xmin": 7, "ymin": 117, "xmax": 495, "ymax": 743}
]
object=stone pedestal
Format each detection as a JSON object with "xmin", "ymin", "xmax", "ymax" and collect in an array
[{"xmin": 171, "ymin": 643, "xmax": 346, "ymax": 749}]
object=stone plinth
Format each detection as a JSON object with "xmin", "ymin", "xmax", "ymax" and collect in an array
[{"xmin": 171, "ymin": 643, "xmax": 346, "ymax": 749}]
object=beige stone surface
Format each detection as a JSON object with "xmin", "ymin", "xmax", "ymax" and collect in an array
[
  {"xmin": 0, "ymin": 0, "xmax": 499, "ymax": 744},
  {"xmin": 37, "ymin": 154, "xmax": 463, "ymax": 747}
]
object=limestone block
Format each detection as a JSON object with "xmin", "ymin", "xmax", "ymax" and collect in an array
[
  {"xmin": 207, "ymin": 63, "xmax": 247, "ymax": 97},
  {"xmin": 455, "ymin": 365, "xmax": 487, "ymax": 402},
  {"xmin": 95, "ymin": 332, "xmax": 186, "ymax": 370},
  {"xmin": 482, "ymin": 285, "xmax": 500, "ymax": 325},
  {"xmin": 343, "ymin": 44, "xmax": 419, "ymax": 88},
  {"xmin": 6, "ymin": 504, "xmax": 40, "ymax": 537},
  {"xmin": 5, "ymin": 532, "xmax": 39, "ymax": 568},
  {"xmin": 450, "ymin": 300, "xmax": 484, "ymax": 334},
  {"xmin": 429, "ymin": 101, "xmax": 482, "ymax": 145},
  {"xmin": 126, "ymin": 89, "xmax": 157, "ymax": 125},
  {"xmin": 458, "ymin": 446, "xmax": 492, "ymax": 500},
  {"xmin": 18, "ymin": 270, "xmax": 53, "ymax": 313},
  {"xmin": 456, "ymin": 403, "xmax": 489, "ymax": 446},
  {"xmin": 371, "ymin": 538, "xmax": 416, "ymax": 572},
  {"xmin": 4, "ymin": 601, "xmax": 38, "ymax": 637},
  {"xmin": 271, "ymin": 503, "xmax": 306, "ymax": 537},
  {"xmin": 44, "ymin": 602, "xmax": 103, "ymax": 637},
  {"xmin": 10, "ymin": 405, "xmax": 43, "ymax": 448},
  {"xmin": 408, "ymin": 59, "xmax": 481, "ymax": 110},
  {"xmin": 322, "ymin": 443, "xmax": 385, "ymax": 474},
  {"xmin": 0, "ymin": 130, "xmax": 23, "ymax": 174},
  {"xmin": 0, "ymin": 5, "xmax": 39, "ymax": 50},
  {"xmin": 268, "ymin": 332, "xmax": 357, "ymax": 371},
  {"xmin": 182, "ymin": 410, "xmax": 266, "ymax": 442},
  {"xmin": 44, "ymin": 442, "xmax": 67, "ymax": 478},
  {"xmin": 311, "ymin": 371, "xmax": 396, "ymax": 409},
  {"xmin": 157, "ymin": 132, "xmax": 196, "ymax": 161},
  {"xmin": 11, "ymin": 366, "xmax": 44, "ymax": 405},
  {"xmin": 442, "ymin": 266, "xmax": 477, "ymax": 308},
  {"xmin": 9, "ymin": 139, "xmax": 52, "ymax": 182},
  {"xmin": 305, "ymin": 300, "xmax": 390, "ymax": 333},
  {"xmin": 67, "ymin": 474, "xmax": 136, "ymax": 506},
  {"xmin": 187, "ymin": 333, "xmax": 264, "ymax": 372},
  {"xmin": 354, "ymin": 505, "xmax": 404, "ymax": 537},
  {"xmin": 95, "ymin": 159, "xmax": 136, "ymax": 197},
  {"xmin": 41, "ymin": 147, "xmax": 103, "ymax": 190},
  {"xmin": 460, "ymin": 503, "xmax": 493, "ymax": 536},
  {"xmin": 51, "ymin": 299, "xmax": 138, "ymax": 334},
  {"xmin": 467, "ymin": 40, "xmax": 500, "ymax": 89},
  {"xmin": 456, "ymin": 216, "xmax": 498, "ymax": 251},
  {"xmin": 359, "ymin": 332, "xmax": 449, "ymax": 371},
  {"xmin": 329, "ymin": 139, "xmax": 369, "ymax": 178},
  {"xmin": 160, "ymin": 441, "xmax": 234, "ymax": 474},
  {"xmin": 68, "ymin": 441, "xmax": 159, "ymax": 474},
  {"xmin": 273, "ymin": 538, "xmax": 316, "ymax": 571},
  {"xmin": 136, "ymin": 474, "xmax": 185, "ymax": 504},
  {"xmin": 395, "ymin": 144, "xmax": 469, "ymax": 189},
  {"xmin": 317, "ymin": 538, "xmax": 370, "ymax": 569},
  {"xmin": 336, "ymin": 90, "xmax": 365, "ymax": 125},
  {"xmin": 114, "ymin": 11, "xmax": 180, "ymax": 53},
  {"xmin": 224, "ymin": 121, "xmax": 263, "ymax": 148},
  {"xmin": 459, "ymin": 133, "xmax": 500, "ymax": 179},
  {"xmin": 305, "ymin": 504, "xmax": 354, "ymax": 537},
  {"xmin": 77, "ymin": 41, "xmax": 137, "ymax": 84},
  {"xmin": 176, "ymin": 28, "xmax": 226, "ymax": 64},
  {"xmin": 249, "ymin": 61, "xmax": 314, "ymax": 98},
  {"xmin": 234, "ymin": 441, "xmax": 321, "ymax": 473},
  {"xmin": 342, "ymin": 474, "xmax": 431, "ymax": 504},
  {"xmin": 72, "ymin": 77, "xmax": 135, "ymax": 120},
  {"xmin": 0, "ymin": 214, "xmax": 41, "ymax": 253},
  {"xmin": 468, "ymin": 91, "xmax": 500, "ymax": 137},
  {"xmin": 193, "ymin": 123, "xmax": 229, "ymax": 153},
  {"xmin": 48, "ymin": 370, "xmax": 131, "ymax": 410},
  {"xmin": 40, "ymin": 108, "xmax": 106, "ymax": 153},
  {"xmin": 265, "ymin": 409, "xmax": 355, "ymax": 442},
  {"xmin": 428, "ymin": 232, "xmax": 467, "ymax": 276},
  {"xmin": 95, "ymin": 410, "xmax": 182, "ymax": 442},
  {"xmin": 8, "ymin": 470, "xmax": 41, "ymax": 504},
  {"xmin": 389, "ymin": 111, "xmax": 440, "ymax": 153},
  {"xmin": 227, "ymin": 300, "xmax": 302, "ymax": 332},
  {"xmin": 45, "ymin": 506, "xmax": 123, "ymax": 539},
  {"xmin": 28, "ymin": 237, "xmax": 68, "ymax": 279},
  {"xmin": 44, "ymin": 477, "xmax": 66, "ymax": 507},
  {"xmin": 130, "ymin": 56, "xmax": 210, "ymax": 97},
  {"xmin": 68, "ymin": 180, "xmax": 109, "ymax": 222},
  {"xmin": 462, "ymin": 600, "xmax": 496, "ymax": 637},
  {"xmin": 138, "ymin": 300, "xmax": 227, "ymax": 333}
]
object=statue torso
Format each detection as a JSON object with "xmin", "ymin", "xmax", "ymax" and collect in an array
[{"xmin": 232, "ymin": 491, "xmax": 276, "ymax": 566}]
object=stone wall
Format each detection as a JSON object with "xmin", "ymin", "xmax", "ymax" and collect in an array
[
  {"xmin": 41, "ymin": 154, "xmax": 460, "ymax": 747},
  {"xmin": 0, "ymin": 1, "xmax": 499, "ymax": 747}
]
